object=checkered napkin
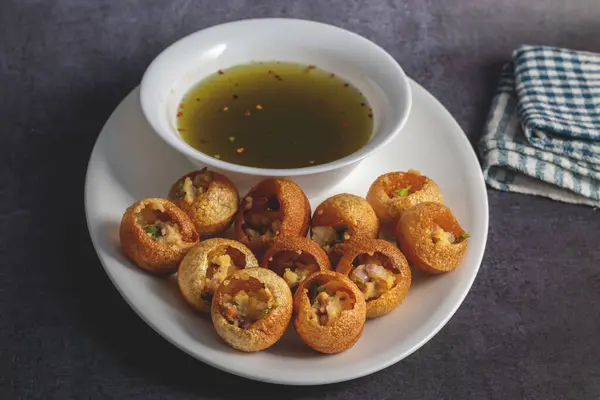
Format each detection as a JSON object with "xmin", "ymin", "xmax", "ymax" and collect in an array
[{"xmin": 479, "ymin": 45, "xmax": 600, "ymax": 207}]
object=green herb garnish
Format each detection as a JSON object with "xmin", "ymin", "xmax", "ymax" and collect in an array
[
  {"xmin": 175, "ymin": 180, "xmax": 185, "ymax": 199},
  {"xmin": 143, "ymin": 224, "xmax": 161, "ymax": 239},
  {"xmin": 457, "ymin": 232, "xmax": 470, "ymax": 242},
  {"xmin": 395, "ymin": 185, "xmax": 411, "ymax": 197},
  {"xmin": 261, "ymin": 308, "xmax": 271, "ymax": 316}
]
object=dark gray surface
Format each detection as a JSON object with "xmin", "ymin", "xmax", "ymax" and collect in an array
[{"xmin": 2, "ymin": 0, "xmax": 600, "ymax": 399}]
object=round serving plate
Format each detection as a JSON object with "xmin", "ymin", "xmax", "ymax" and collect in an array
[{"xmin": 84, "ymin": 79, "xmax": 488, "ymax": 385}]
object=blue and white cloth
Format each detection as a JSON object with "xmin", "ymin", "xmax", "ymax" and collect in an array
[{"xmin": 480, "ymin": 45, "xmax": 600, "ymax": 207}]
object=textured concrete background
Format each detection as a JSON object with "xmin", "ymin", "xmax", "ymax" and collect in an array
[{"xmin": 2, "ymin": 1, "xmax": 600, "ymax": 399}]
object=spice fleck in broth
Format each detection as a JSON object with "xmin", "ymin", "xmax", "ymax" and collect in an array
[{"xmin": 177, "ymin": 62, "xmax": 373, "ymax": 169}]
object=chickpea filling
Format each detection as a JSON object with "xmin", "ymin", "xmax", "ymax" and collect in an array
[
  {"xmin": 136, "ymin": 201, "xmax": 184, "ymax": 245},
  {"xmin": 202, "ymin": 247, "xmax": 246, "ymax": 301},
  {"xmin": 174, "ymin": 168, "xmax": 213, "ymax": 204},
  {"xmin": 269, "ymin": 251, "xmax": 319, "ymax": 289},
  {"xmin": 220, "ymin": 278, "xmax": 274, "ymax": 329},
  {"xmin": 308, "ymin": 280, "xmax": 355, "ymax": 325},
  {"xmin": 242, "ymin": 194, "xmax": 282, "ymax": 243},
  {"xmin": 350, "ymin": 253, "xmax": 396, "ymax": 300},
  {"xmin": 311, "ymin": 225, "xmax": 350, "ymax": 254}
]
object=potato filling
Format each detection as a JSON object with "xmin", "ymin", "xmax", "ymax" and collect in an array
[
  {"xmin": 175, "ymin": 169, "xmax": 213, "ymax": 204},
  {"xmin": 142, "ymin": 221, "xmax": 184, "ymax": 245},
  {"xmin": 202, "ymin": 248, "xmax": 242, "ymax": 300},
  {"xmin": 270, "ymin": 251, "xmax": 319, "ymax": 289},
  {"xmin": 431, "ymin": 225, "xmax": 456, "ymax": 244},
  {"xmin": 137, "ymin": 201, "xmax": 184, "ymax": 245},
  {"xmin": 242, "ymin": 195, "xmax": 282, "ymax": 243},
  {"xmin": 308, "ymin": 281, "xmax": 355, "ymax": 325},
  {"xmin": 350, "ymin": 254, "xmax": 396, "ymax": 300},
  {"xmin": 221, "ymin": 287, "xmax": 274, "ymax": 329},
  {"xmin": 283, "ymin": 267, "xmax": 312, "ymax": 288},
  {"xmin": 311, "ymin": 225, "xmax": 350, "ymax": 254}
]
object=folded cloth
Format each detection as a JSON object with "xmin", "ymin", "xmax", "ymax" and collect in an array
[{"xmin": 480, "ymin": 45, "xmax": 600, "ymax": 207}]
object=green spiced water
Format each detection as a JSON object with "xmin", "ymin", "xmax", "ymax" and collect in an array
[{"xmin": 177, "ymin": 62, "xmax": 373, "ymax": 169}]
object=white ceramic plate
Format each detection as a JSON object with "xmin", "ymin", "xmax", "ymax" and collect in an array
[{"xmin": 84, "ymin": 80, "xmax": 489, "ymax": 385}]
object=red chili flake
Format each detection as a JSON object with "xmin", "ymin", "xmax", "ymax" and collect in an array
[
  {"xmin": 344, "ymin": 83, "xmax": 349, "ymax": 88},
  {"xmin": 244, "ymin": 110, "xmax": 251, "ymax": 116},
  {"xmin": 179, "ymin": 104, "xmax": 185, "ymax": 108},
  {"xmin": 342, "ymin": 123, "xmax": 349, "ymax": 127},
  {"xmin": 218, "ymin": 70, "xmax": 224, "ymax": 75},
  {"xmin": 233, "ymin": 94, "xmax": 239, "ymax": 99},
  {"xmin": 177, "ymin": 112, "xmax": 183, "ymax": 117},
  {"xmin": 237, "ymin": 147, "xmax": 245, "ymax": 153},
  {"xmin": 368, "ymin": 113, "xmax": 373, "ymax": 119}
]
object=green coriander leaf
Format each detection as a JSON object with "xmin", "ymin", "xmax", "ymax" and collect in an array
[
  {"xmin": 175, "ymin": 180, "xmax": 185, "ymax": 199},
  {"xmin": 143, "ymin": 224, "xmax": 161, "ymax": 239},
  {"xmin": 395, "ymin": 185, "xmax": 411, "ymax": 197},
  {"xmin": 261, "ymin": 308, "xmax": 271, "ymax": 316},
  {"xmin": 458, "ymin": 232, "xmax": 470, "ymax": 242}
]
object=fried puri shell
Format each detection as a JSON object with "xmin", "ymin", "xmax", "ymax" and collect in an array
[
  {"xmin": 211, "ymin": 268, "xmax": 293, "ymax": 352},
  {"xmin": 366, "ymin": 170, "xmax": 443, "ymax": 226},
  {"xmin": 293, "ymin": 271, "xmax": 366, "ymax": 354},
  {"xmin": 234, "ymin": 178, "xmax": 311, "ymax": 259},
  {"xmin": 396, "ymin": 202, "xmax": 468, "ymax": 274},
  {"xmin": 178, "ymin": 238, "xmax": 259, "ymax": 314},
  {"xmin": 119, "ymin": 198, "xmax": 199, "ymax": 275},
  {"xmin": 168, "ymin": 169, "xmax": 239, "ymax": 238},
  {"xmin": 262, "ymin": 236, "xmax": 331, "ymax": 290},
  {"xmin": 310, "ymin": 193, "xmax": 379, "ymax": 264},
  {"xmin": 337, "ymin": 239, "xmax": 411, "ymax": 318}
]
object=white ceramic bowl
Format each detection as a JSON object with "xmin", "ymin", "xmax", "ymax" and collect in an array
[{"xmin": 140, "ymin": 18, "xmax": 412, "ymax": 197}]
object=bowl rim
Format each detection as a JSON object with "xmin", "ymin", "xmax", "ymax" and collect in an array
[{"xmin": 140, "ymin": 18, "xmax": 412, "ymax": 176}]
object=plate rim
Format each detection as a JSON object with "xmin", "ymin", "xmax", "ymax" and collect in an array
[{"xmin": 84, "ymin": 77, "xmax": 489, "ymax": 385}]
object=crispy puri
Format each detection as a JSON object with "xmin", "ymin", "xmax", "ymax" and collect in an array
[
  {"xmin": 178, "ymin": 238, "xmax": 259, "ymax": 314},
  {"xmin": 293, "ymin": 271, "xmax": 366, "ymax": 354},
  {"xmin": 396, "ymin": 202, "xmax": 468, "ymax": 274},
  {"xmin": 168, "ymin": 168, "xmax": 239, "ymax": 238},
  {"xmin": 234, "ymin": 178, "xmax": 311, "ymax": 259},
  {"xmin": 366, "ymin": 170, "xmax": 443, "ymax": 226},
  {"xmin": 262, "ymin": 236, "xmax": 331, "ymax": 291},
  {"xmin": 337, "ymin": 238, "xmax": 411, "ymax": 318},
  {"xmin": 119, "ymin": 198, "xmax": 199, "ymax": 275},
  {"xmin": 310, "ymin": 193, "xmax": 379, "ymax": 265},
  {"xmin": 211, "ymin": 268, "xmax": 293, "ymax": 352}
]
